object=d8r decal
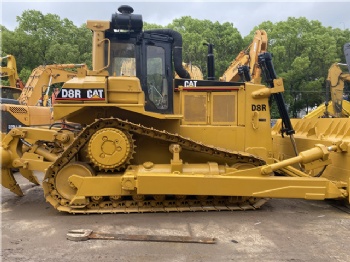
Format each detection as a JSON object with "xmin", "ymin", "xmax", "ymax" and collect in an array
[{"xmin": 252, "ymin": 104, "xmax": 267, "ymax": 111}]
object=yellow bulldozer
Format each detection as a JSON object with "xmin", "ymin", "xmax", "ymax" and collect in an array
[{"xmin": 1, "ymin": 5, "xmax": 349, "ymax": 214}]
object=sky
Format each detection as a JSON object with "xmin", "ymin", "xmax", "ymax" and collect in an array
[{"xmin": 1, "ymin": 0, "xmax": 350, "ymax": 37}]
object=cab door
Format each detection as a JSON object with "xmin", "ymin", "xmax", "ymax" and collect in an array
[{"xmin": 141, "ymin": 39, "xmax": 173, "ymax": 114}]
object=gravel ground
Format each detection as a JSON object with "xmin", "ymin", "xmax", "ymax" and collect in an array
[{"xmin": 1, "ymin": 172, "xmax": 349, "ymax": 262}]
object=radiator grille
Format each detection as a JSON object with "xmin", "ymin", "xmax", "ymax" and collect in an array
[
  {"xmin": 183, "ymin": 94, "xmax": 207, "ymax": 123},
  {"xmin": 9, "ymin": 106, "xmax": 28, "ymax": 114},
  {"xmin": 212, "ymin": 94, "xmax": 235, "ymax": 123}
]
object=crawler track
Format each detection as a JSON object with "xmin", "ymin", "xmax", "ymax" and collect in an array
[{"xmin": 43, "ymin": 117, "xmax": 267, "ymax": 214}]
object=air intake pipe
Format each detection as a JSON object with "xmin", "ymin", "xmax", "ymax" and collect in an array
[{"xmin": 144, "ymin": 29, "xmax": 191, "ymax": 79}]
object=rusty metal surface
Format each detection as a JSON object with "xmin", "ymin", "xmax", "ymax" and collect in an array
[{"xmin": 67, "ymin": 229, "xmax": 216, "ymax": 244}]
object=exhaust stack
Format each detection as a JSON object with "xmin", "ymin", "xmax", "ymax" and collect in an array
[{"xmin": 204, "ymin": 43, "xmax": 215, "ymax": 80}]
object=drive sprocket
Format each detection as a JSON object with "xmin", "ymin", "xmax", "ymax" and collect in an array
[{"xmin": 87, "ymin": 128, "xmax": 135, "ymax": 171}]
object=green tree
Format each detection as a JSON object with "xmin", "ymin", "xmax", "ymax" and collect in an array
[
  {"xmin": 166, "ymin": 16, "xmax": 243, "ymax": 79},
  {"xmin": 1, "ymin": 10, "xmax": 92, "ymax": 82},
  {"xmin": 252, "ymin": 17, "xmax": 342, "ymax": 117}
]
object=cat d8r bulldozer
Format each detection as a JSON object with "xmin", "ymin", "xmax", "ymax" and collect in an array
[{"xmin": 1, "ymin": 5, "xmax": 349, "ymax": 214}]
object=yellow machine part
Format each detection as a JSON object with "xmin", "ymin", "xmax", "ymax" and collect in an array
[
  {"xmin": 1, "ymin": 63, "xmax": 86, "ymax": 136},
  {"xmin": 0, "ymin": 55, "xmax": 20, "ymax": 87},
  {"xmin": 272, "ymin": 118, "xmax": 350, "ymax": 183},
  {"xmin": 1, "ymin": 117, "xmax": 348, "ymax": 214},
  {"xmin": 175, "ymin": 63, "xmax": 203, "ymax": 80},
  {"xmin": 303, "ymin": 101, "xmax": 350, "ymax": 119},
  {"xmin": 219, "ymin": 30, "xmax": 267, "ymax": 84},
  {"xmin": 1, "ymin": 104, "xmax": 53, "ymax": 127},
  {"xmin": 18, "ymin": 64, "xmax": 86, "ymax": 106}
]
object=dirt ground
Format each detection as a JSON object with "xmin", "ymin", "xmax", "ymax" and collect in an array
[{"xmin": 1, "ymin": 172, "xmax": 349, "ymax": 262}]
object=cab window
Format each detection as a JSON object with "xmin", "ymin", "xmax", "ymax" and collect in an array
[
  {"xmin": 146, "ymin": 45, "xmax": 168, "ymax": 110},
  {"xmin": 108, "ymin": 42, "xmax": 136, "ymax": 76}
]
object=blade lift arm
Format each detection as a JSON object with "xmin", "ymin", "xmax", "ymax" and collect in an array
[{"xmin": 258, "ymin": 52, "xmax": 299, "ymax": 156}]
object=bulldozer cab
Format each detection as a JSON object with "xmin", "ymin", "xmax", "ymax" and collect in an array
[{"xmin": 105, "ymin": 32, "xmax": 173, "ymax": 113}]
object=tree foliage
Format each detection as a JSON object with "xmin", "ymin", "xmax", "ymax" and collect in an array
[
  {"xmin": 1, "ymin": 10, "xmax": 92, "ymax": 82},
  {"xmin": 250, "ymin": 17, "xmax": 349, "ymax": 117},
  {"xmin": 166, "ymin": 16, "xmax": 243, "ymax": 79},
  {"xmin": 146, "ymin": 17, "xmax": 243, "ymax": 79},
  {"xmin": 1, "ymin": 10, "xmax": 349, "ymax": 117}
]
